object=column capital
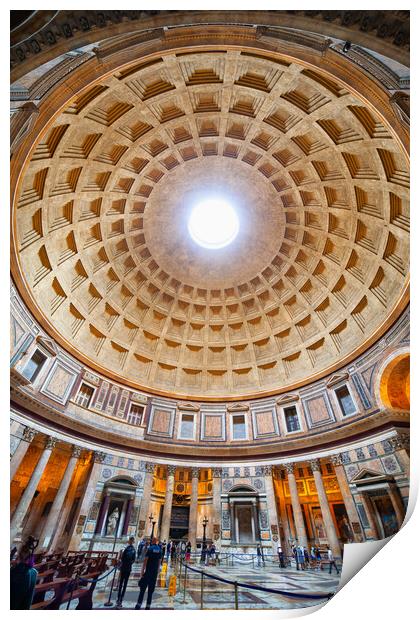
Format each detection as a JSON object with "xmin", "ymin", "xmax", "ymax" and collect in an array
[
  {"xmin": 191, "ymin": 467, "xmax": 200, "ymax": 478},
  {"xmin": 330, "ymin": 454, "xmax": 343, "ymax": 467},
  {"xmin": 284, "ymin": 463, "xmax": 295, "ymax": 475},
  {"xmin": 93, "ymin": 450, "xmax": 107, "ymax": 464},
  {"xmin": 71, "ymin": 445, "xmax": 83, "ymax": 459},
  {"xmin": 389, "ymin": 433, "xmax": 410, "ymax": 451},
  {"xmin": 212, "ymin": 467, "xmax": 222, "ymax": 478},
  {"xmin": 309, "ymin": 459, "xmax": 321, "ymax": 473},
  {"xmin": 22, "ymin": 426, "xmax": 37, "ymax": 443},
  {"xmin": 45, "ymin": 436, "xmax": 58, "ymax": 450},
  {"xmin": 145, "ymin": 462, "xmax": 155, "ymax": 474},
  {"xmin": 262, "ymin": 465, "xmax": 273, "ymax": 476},
  {"xmin": 167, "ymin": 464, "xmax": 177, "ymax": 476}
]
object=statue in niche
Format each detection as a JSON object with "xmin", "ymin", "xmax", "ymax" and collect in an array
[{"xmin": 106, "ymin": 507, "xmax": 120, "ymax": 536}]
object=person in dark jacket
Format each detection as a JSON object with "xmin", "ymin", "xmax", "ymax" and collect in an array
[
  {"xmin": 116, "ymin": 536, "xmax": 136, "ymax": 608},
  {"xmin": 135, "ymin": 537, "xmax": 162, "ymax": 609},
  {"xmin": 10, "ymin": 536, "xmax": 39, "ymax": 609}
]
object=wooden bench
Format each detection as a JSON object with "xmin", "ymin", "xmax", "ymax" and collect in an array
[
  {"xmin": 31, "ymin": 578, "xmax": 71, "ymax": 610},
  {"xmin": 61, "ymin": 570, "xmax": 102, "ymax": 610}
]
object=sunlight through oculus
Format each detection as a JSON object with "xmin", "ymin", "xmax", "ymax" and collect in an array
[{"xmin": 188, "ymin": 198, "xmax": 240, "ymax": 249}]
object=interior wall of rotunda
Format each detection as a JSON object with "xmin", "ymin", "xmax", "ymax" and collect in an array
[{"xmin": 10, "ymin": 11, "xmax": 410, "ymax": 562}]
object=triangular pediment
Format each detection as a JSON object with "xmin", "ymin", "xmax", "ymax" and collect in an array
[
  {"xmin": 350, "ymin": 468, "xmax": 390, "ymax": 484},
  {"xmin": 177, "ymin": 402, "xmax": 200, "ymax": 412},
  {"xmin": 227, "ymin": 403, "xmax": 249, "ymax": 412},
  {"xmin": 326, "ymin": 372, "xmax": 349, "ymax": 388},
  {"xmin": 36, "ymin": 335, "xmax": 57, "ymax": 356},
  {"xmin": 276, "ymin": 393, "xmax": 299, "ymax": 405}
]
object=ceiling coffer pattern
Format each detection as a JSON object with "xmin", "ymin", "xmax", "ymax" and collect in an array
[{"xmin": 14, "ymin": 50, "xmax": 409, "ymax": 398}]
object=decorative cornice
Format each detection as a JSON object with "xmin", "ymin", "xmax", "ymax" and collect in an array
[
  {"xmin": 227, "ymin": 403, "xmax": 249, "ymax": 412},
  {"xmin": 177, "ymin": 402, "xmax": 200, "ymax": 412},
  {"xmin": 326, "ymin": 373, "xmax": 349, "ymax": 388},
  {"xmin": 276, "ymin": 394, "xmax": 299, "ymax": 406},
  {"xmin": 36, "ymin": 335, "xmax": 57, "ymax": 356}
]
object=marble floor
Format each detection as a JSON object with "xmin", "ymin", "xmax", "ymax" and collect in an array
[{"xmin": 75, "ymin": 559, "xmax": 340, "ymax": 611}]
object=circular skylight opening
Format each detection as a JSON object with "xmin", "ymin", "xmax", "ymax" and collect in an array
[{"xmin": 188, "ymin": 198, "xmax": 240, "ymax": 249}]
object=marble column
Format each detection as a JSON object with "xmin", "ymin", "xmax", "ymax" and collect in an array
[
  {"xmin": 95, "ymin": 492, "xmax": 111, "ymax": 535},
  {"xmin": 285, "ymin": 463, "xmax": 308, "ymax": 549},
  {"xmin": 276, "ymin": 477, "xmax": 292, "ymax": 556},
  {"xmin": 10, "ymin": 436, "xmax": 57, "ymax": 544},
  {"xmin": 211, "ymin": 468, "xmax": 222, "ymax": 543},
  {"xmin": 263, "ymin": 465, "xmax": 281, "ymax": 552},
  {"xmin": 68, "ymin": 450, "xmax": 107, "ymax": 550},
  {"xmin": 38, "ymin": 445, "xmax": 83, "ymax": 550},
  {"xmin": 188, "ymin": 467, "xmax": 200, "ymax": 549},
  {"xmin": 122, "ymin": 498, "xmax": 134, "ymax": 536},
  {"xmin": 10, "ymin": 427, "xmax": 37, "ymax": 481},
  {"xmin": 330, "ymin": 454, "xmax": 364, "ymax": 542},
  {"xmin": 309, "ymin": 459, "xmax": 341, "ymax": 557},
  {"xmin": 388, "ymin": 483, "xmax": 406, "ymax": 528},
  {"xmin": 159, "ymin": 465, "xmax": 176, "ymax": 542},
  {"xmin": 137, "ymin": 462, "xmax": 155, "ymax": 539},
  {"xmin": 360, "ymin": 492, "xmax": 380, "ymax": 539}
]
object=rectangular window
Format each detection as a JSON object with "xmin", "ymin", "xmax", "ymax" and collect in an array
[
  {"xmin": 22, "ymin": 349, "xmax": 47, "ymax": 382},
  {"xmin": 232, "ymin": 415, "xmax": 246, "ymax": 440},
  {"xmin": 179, "ymin": 414, "xmax": 194, "ymax": 439},
  {"xmin": 335, "ymin": 385, "xmax": 356, "ymax": 416},
  {"xmin": 75, "ymin": 383, "xmax": 95, "ymax": 408},
  {"xmin": 284, "ymin": 406, "xmax": 300, "ymax": 432},
  {"xmin": 127, "ymin": 404, "xmax": 144, "ymax": 426}
]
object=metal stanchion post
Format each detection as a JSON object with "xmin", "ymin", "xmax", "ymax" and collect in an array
[
  {"xmin": 104, "ymin": 562, "xmax": 118, "ymax": 607},
  {"xmin": 200, "ymin": 571, "xmax": 204, "ymax": 610},
  {"xmin": 182, "ymin": 562, "xmax": 188, "ymax": 604},
  {"xmin": 234, "ymin": 581, "xmax": 239, "ymax": 610},
  {"xmin": 252, "ymin": 555, "xmax": 255, "ymax": 569}
]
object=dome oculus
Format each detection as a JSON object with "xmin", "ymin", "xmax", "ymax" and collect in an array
[{"xmin": 188, "ymin": 198, "xmax": 240, "ymax": 249}]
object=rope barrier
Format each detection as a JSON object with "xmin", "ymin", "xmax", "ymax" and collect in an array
[
  {"xmin": 75, "ymin": 563, "xmax": 119, "ymax": 584},
  {"xmin": 180, "ymin": 561, "xmax": 333, "ymax": 601}
]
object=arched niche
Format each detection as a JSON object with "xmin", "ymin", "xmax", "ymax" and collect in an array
[
  {"xmin": 379, "ymin": 352, "xmax": 410, "ymax": 411},
  {"xmin": 95, "ymin": 476, "xmax": 138, "ymax": 540}
]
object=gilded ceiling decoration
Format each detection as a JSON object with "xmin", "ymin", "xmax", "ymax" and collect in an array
[{"xmin": 12, "ymin": 48, "xmax": 409, "ymax": 398}]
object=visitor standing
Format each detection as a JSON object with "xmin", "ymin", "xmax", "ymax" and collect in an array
[
  {"xmin": 10, "ymin": 536, "xmax": 39, "ymax": 609},
  {"xmin": 200, "ymin": 542, "xmax": 207, "ymax": 564},
  {"xmin": 277, "ymin": 544, "xmax": 285, "ymax": 568},
  {"xmin": 137, "ymin": 539, "xmax": 145, "ymax": 562},
  {"xmin": 256, "ymin": 544, "xmax": 263, "ymax": 567},
  {"xmin": 327, "ymin": 546, "xmax": 340, "ymax": 574},
  {"xmin": 171, "ymin": 541, "xmax": 177, "ymax": 562},
  {"xmin": 161, "ymin": 539, "xmax": 167, "ymax": 559},
  {"xmin": 166, "ymin": 540, "xmax": 172, "ymax": 563},
  {"xmin": 135, "ymin": 537, "xmax": 162, "ymax": 610},
  {"xmin": 116, "ymin": 536, "xmax": 136, "ymax": 608},
  {"xmin": 296, "ymin": 545, "xmax": 305, "ymax": 570},
  {"xmin": 185, "ymin": 541, "xmax": 191, "ymax": 562}
]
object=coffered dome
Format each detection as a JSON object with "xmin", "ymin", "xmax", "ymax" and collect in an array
[{"xmin": 12, "ymin": 44, "xmax": 409, "ymax": 399}]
